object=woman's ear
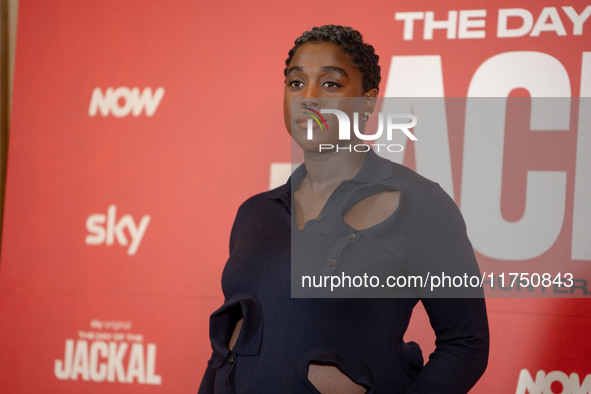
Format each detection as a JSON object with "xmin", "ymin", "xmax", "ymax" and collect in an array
[{"xmin": 363, "ymin": 88, "xmax": 379, "ymax": 114}]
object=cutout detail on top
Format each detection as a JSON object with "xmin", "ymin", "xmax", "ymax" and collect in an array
[
  {"xmin": 308, "ymin": 363, "xmax": 367, "ymax": 394},
  {"xmin": 229, "ymin": 318, "xmax": 243, "ymax": 351},
  {"xmin": 344, "ymin": 191, "xmax": 400, "ymax": 230}
]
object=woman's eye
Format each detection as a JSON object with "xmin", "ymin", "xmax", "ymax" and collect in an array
[
  {"xmin": 322, "ymin": 81, "xmax": 342, "ymax": 88},
  {"xmin": 289, "ymin": 80, "xmax": 304, "ymax": 88}
]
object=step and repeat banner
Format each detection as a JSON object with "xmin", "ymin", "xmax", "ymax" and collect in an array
[{"xmin": 0, "ymin": 0, "xmax": 590, "ymax": 392}]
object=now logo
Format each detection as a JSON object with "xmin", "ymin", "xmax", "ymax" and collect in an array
[
  {"xmin": 516, "ymin": 369, "xmax": 591, "ymax": 394},
  {"xmin": 85, "ymin": 205, "xmax": 151, "ymax": 256},
  {"xmin": 88, "ymin": 87, "xmax": 164, "ymax": 117}
]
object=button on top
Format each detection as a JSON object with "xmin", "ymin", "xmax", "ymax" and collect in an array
[
  {"xmin": 348, "ymin": 232, "xmax": 357, "ymax": 240},
  {"xmin": 328, "ymin": 258, "xmax": 337, "ymax": 267},
  {"xmin": 315, "ymin": 215, "xmax": 323, "ymax": 221},
  {"xmin": 228, "ymin": 355, "xmax": 235, "ymax": 365}
]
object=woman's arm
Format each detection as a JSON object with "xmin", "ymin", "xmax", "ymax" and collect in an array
[
  {"xmin": 197, "ymin": 354, "xmax": 216, "ymax": 394},
  {"xmin": 404, "ymin": 184, "xmax": 490, "ymax": 393},
  {"xmin": 405, "ymin": 298, "xmax": 489, "ymax": 393}
]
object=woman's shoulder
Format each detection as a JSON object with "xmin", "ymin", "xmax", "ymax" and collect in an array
[
  {"xmin": 388, "ymin": 160, "xmax": 438, "ymax": 191},
  {"xmin": 229, "ymin": 182, "xmax": 291, "ymax": 231},
  {"xmin": 380, "ymin": 158, "xmax": 451, "ymax": 210},
  {"xmin": 382, "ymin": 159, "xmax": 465, "ymax": 230},
  {"xmin": 238, "ymin": 182, "xmax": 290, "ymax": 211},
  {"xmin": 364, "ymin": 150, "xmax": 438, "ymax": 192},
  {"xmin": 228, "ymin": 183, "xmax": 291, "ymax": 250}
]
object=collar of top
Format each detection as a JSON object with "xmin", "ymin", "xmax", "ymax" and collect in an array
[{"xmin": 268, "ymin": 149, "xmax": 394, "ymax": 206}]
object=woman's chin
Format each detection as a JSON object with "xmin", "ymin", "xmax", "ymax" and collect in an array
[{"xmin": 292, "ymin": 139, "xmax": 328, "ymax": 154}]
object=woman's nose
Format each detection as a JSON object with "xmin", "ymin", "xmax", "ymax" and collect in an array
[
  {"xmin": 302, "ymin": 80, "xmax": 322, "ymax": 96},
  {"xmin": 302, "ymin": 84, "xmax": 321, "ymax": 107},
  {"xmin": 302, "ymin": 97, "xmax": 320, "ymax": 108}
]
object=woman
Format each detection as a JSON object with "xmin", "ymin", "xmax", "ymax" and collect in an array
[{"xmin": 199, "ymin": 25, "xmax": 489, "ymax": 393}]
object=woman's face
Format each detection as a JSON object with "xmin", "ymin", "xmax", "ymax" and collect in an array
[{"xmin": 283, "ymin": 42, "xmax": 376, "ymax": 152}]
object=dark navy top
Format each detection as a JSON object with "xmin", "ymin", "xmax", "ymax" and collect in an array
[{"xmin": 198, "ymin": 150, "xmax": 489, "ymax": 393}]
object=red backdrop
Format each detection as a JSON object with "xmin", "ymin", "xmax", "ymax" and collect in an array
[{"xmin": 1, "ymin": 0, "xmax": 590, "ymax": 392}]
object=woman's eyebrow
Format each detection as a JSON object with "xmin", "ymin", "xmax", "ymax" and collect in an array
[
  {"xmin": 320, "ymin": 66, "xmax": 349, "ymax": 77},
  {"xmin": 286, "ymin": 66, "xmax": 349, "ymax": 77},
  {"xmin": 286, "ymin": 66, "xmax": 304, "ymax": 75}
]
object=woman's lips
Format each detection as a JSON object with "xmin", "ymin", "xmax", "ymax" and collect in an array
[{"xmin": 295, "ymin": 117, "xmax": 321, "ymax": 130}]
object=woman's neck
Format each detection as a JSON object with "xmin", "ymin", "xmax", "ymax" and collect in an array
[{"xmin": 300, "ymin": 150, "xmax": 366, "ymax": 191}]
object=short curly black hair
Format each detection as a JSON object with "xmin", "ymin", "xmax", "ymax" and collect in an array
[{"xmin": 284, "ymin": 25, "xmax": 381, "ymax": 93}]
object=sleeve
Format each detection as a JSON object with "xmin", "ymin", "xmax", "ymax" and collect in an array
[
  {"xmin": 197, "ymin": 202, "xmax": 245, "ymax": 394},
  {"xmin": 405, "ymin": 298, "xmax": 489, "ymax": 393},
  {"xmin": 197, "ymin": 354, "xmax": 217, "ymax": 394},
  {"xmin": 404, "ymin": 185, "xmax": 490, "ymax": 393}
]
